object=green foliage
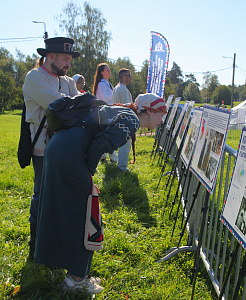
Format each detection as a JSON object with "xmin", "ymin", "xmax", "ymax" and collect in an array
[
  {"xmin": 164, "ymin": 76, "xmax": 176, "ymax": 100},
  {"xmin": 183, "ymin": 82, "xmax": 203, "ymax": 103},
  {"xmin": 212, "ymin": 85, "xmax": 231, "ymax": 105},
  {"xmin": 0, "ymin": 113, "xmax": 219, "ymax": 299},
  {"xmin": 137, "ymin": 59, "xmax": 149, "ymax": 93},
  {"xmin": 0, "ymin": 70, "xmax": 16, "ymax": 111},
  {"xmin": 0, "ymin": 47, "xmax": 37, "ymax": 110},
  {"xmin": 166, "ymin": 64, "xmax": 203, "ymax": 101},
  {"xmin": 0, "ymin": 48, "xmax": 15, "ymax": 75},
  {"xmin": 56, "ymin": 1, "xmax": 112, "ymax": 92},
  {"xmin": 184, "ymin": 73, "xmax": 198, "ymax": 86},
  {"xmin": 108, "ymin": 57, "xmax": 144, "ymax": 100},
  {"xmin": 234, "ymin": 84, "xmax": 246, "ymax": 101},
  {"xmin": 167, "ymin": 61, "xmax": 183, "ymax": 84},
  {"xmin": 0, "ymin": 1, "xmax": 244, "ymax": 110},
  {"xmin": 201, "ymin": 71, "xmax": 219, "ymax": 103},
  {"xmin": 0, "ymin": 71, "xmax": 24, "ymax": 111}
]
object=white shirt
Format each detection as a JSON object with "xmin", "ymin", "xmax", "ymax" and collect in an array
[
  {"xmin": 96, "ymin": 79, "xmax": 114, "ymax": 105},
  {"xmin": 22, "ymin": 66, "xmax": 80, "ymax": 156},
  {"xmin": 112, "ymin": 82, "xmax": 132, "ymax": 104}
]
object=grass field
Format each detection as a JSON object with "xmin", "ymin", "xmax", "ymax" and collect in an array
[{"xmin": 1, "ymin": 110, "xmax": 238, "ymax": 299}]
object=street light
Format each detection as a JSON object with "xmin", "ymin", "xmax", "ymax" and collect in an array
[
  {"xmin": 32, "ymin": 21, "xmax": 48, "ymax": 39},
  {"xmin": 222, "ymin": 53, "xmax": 236, "ymax": 108}
]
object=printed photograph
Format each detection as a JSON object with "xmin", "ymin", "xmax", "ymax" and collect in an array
[
  {"xmin": 205, "ymin": 156, "xmax": 218, "ymax": 182},
  {"xmin": 211, "ymin": 131, "xmax": 224, "ymax": 155},
  {"xmin": 178, "ymin": 105, "xmax": 192, "ymax": 140},
  {"xmin": 166, "ymin": 106, "xmax": 176, "ymax": 129},
  {"xmin": 184, "ymin": 124, "xmax": 195, "ymax": 160},
  {"xmin": 235, "ymin": 196, "xmax": 246, "ymax": 235},
  {"xmin": 197, "ymin": 130, "xmax": 209, "ymax": 170}
]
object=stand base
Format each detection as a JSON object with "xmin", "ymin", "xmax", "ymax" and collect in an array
[{"xmin": 157, "ymin": 246, "xmax": 196, "ymax": 263}]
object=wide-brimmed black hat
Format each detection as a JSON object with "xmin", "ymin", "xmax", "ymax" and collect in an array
[{"xmin": 37, "ymin": 37, "xmax": 81, "ymax": 58}]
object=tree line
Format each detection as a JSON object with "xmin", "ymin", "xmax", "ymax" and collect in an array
[{"xmin": 0, "ymin": 1, "xmax": 245, "ymax": 112}]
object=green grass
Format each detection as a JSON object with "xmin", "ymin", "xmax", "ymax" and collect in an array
[{"xmin": 0, "ymin": 110, "xmax": 238, "ymax": 299}]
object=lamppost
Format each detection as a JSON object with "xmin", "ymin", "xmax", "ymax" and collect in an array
[
  {"xmin": 222, "ymin": 53, "xmax": 236, "ymax": 108},
  {"xmin": 32, "ymin": 21, "xmax": 48, "ymax": 39}
]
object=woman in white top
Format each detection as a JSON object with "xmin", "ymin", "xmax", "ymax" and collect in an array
[
  {"xmin": 93, "ymin": 63, "xmax": 118, "ymax": 162},
  {"xmin": 93, "ymin": 63, "xmax": 114, "ymax": 104}
]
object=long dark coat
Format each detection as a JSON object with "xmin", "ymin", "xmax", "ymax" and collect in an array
[{"xmin": 34, "ymin": 105, "xmax": 139, "ymax": 277}]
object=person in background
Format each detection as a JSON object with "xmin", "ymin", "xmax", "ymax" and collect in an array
[
  {"xmin": 22, "ymin": 37, "xmax": 81, "ymax": 258},
  {"xmin": 112, "ymin": 68, "xmax": 133, "ymax": 171},
  {"xmin": 140, "ymin": 127, "xmax": 146, "ymax": 136},
  {"xmin": 93, "ymin": 63, "xmax": 118, "ymax": 163},
  {"xmin": 34, "ymin": 93, "xmax": 167, "ymax": 295},
  {"xmin": 73, "ymin": 74, "xmax": 86, "ymax": 93}
]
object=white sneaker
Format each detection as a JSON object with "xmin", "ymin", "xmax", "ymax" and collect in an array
[
  {"xmin": 62, "ymin": 274, "xmax": 103, "ymax": 294},
  {"xmin": 86, "ymin": 275, "xmax": 102, "ymax": 285},
  {"xmin": 109, "ymin": 150, "xmax": 118, "ymax": 162}
]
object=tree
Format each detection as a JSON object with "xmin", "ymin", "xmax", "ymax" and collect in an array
[
  {"xmin": 0, "ymin": 48, "xmax": 33, "ymax": 110},
  {"xmin": 167, "ymin": 62, "xmax": 183, "ymax": 84},
  {"xmin": 108, "ymin": 57, "xmax": 139, "ymax": 100},
  {"xmin": 201, "ymin": 71, "xmax": 219, "ymax": 102},
  {"xmin": 171, "ymin": 81, "xmax": 187, "ymax": 100},
  {"xmin": 0, "ymin": 47, "xmax": 15, "ymax": 75},
  {"xmin": 167, "ymin": 62, "xmax": 187, "ymax": 100},
  {"xmin": 14, "ymin": 51, "xmax": 38, "ymax": 88},
  {"xmin": 183, "ymin": 82, "xmax": 202, "ymax": 103},
  {"xmin": 208, "ymin": 74, "xmax": 219, "ymax": 97},
  {"xmin": 184, "ymin": 73, "xmax": 199, "ymax": 86},
  {"xmin": 242, "ymin": 83, "xmax": 246, "ymax": 100},
  {"xmin": 212, "ymin": 85, "xmax": 231, "ymax": 105},
  {"xmin": 137, "ymin": 59, "xmax": 149, "ymax": 94},
  {"xmin": 56, "ymin": 1, "xmax": 112, "ymax": 91},
  {"xmin": 0, "ymin": 70, "xmax": 15, "ymax": 111},
  {"xmin": 164, "ymin": 76, "xmax": 175, "ymax": 100},
  {"xmin": 235, "ymin": 83, "xmax": 246, "ymax": 101}
]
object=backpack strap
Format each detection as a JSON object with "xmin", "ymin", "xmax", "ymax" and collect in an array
[{"xmin": 31, "ymin": 115, "xmax": 47, "ymax": 148}]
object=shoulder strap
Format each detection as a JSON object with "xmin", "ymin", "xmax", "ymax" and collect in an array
[
  {"xmin": 31, "ymin": 114, "xmax": 47, "ymax": 148},
  {"xmin": 102, "ymin": 80, "xmax": 113, "ymax": 90}
]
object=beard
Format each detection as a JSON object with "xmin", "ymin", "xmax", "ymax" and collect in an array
[{"xmin": 51, "ymin": 62, "xmax": 69, "ymax": 76}]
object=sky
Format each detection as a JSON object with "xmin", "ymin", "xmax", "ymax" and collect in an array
[{"xmin": 1, "ymin": 0, "xmax": 246, "ymax": 88}]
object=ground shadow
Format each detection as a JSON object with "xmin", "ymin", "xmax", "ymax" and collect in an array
[
  {"xmin": 101, "ymin": 163, "xmax": 157, "ymax": 228},
  {"xmin": 14, "ymin": 258, "xmax": 91, "ymax": 300}
]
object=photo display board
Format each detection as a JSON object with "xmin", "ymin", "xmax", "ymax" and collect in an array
[
  {"xmin": 221, "ymin": 127, "xmax": 246, "ymax": 250},
  {"xmin": 166, "ymin": 97, "xmax": 181, "ymax": 130},
  {"xmin": 172, "ymin": 101, "xmax": 189, "ymax": 139},
  {"xmin": 176, "ymin": 101, "xmax": 195, "ymax": 149},
  {"xmin": 162, "ymin": 95, "xmax": 174, "ymax": 122},
  {"xmin": 181, "ymin": 107, "xmax": 203, "ymax": 168},
  {"xmin": 190, "ymin": 105, "xmax": 231, "ymax": 194}
]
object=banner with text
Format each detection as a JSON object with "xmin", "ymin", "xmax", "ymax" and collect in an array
[
  {"xmin": 190, "ymin": 105, "xmax": 231, "ymax": 194},
  {"xmin": 147, "ymin": 31, "xmax": 170, "ymax": 97}
]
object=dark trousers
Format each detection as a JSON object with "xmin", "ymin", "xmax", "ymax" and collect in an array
[{"xmin": 30, "ymin": 155, "xmax": 44, "ymax": 223}]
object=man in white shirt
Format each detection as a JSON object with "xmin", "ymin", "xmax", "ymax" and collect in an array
[
  {"xmin": 22, "ymin": 37, "xmax": 81, "ymax": 256},
  {"xmin": 112, "ymin": 68, "xmax": 132, "ymax": 104},
  {"xmin": 112, "ymin": 69, "xmax": 133, "ymax": 171}
]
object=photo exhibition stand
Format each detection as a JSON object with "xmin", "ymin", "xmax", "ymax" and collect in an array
[{"xmin": 157, "ymin": 105, "xmax": 231, "ymax": 300}]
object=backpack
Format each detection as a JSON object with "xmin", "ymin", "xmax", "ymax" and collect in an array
[
  {"xmin": 17, "ymin": 103, "xmax": 46, "ymax": 169},
  {"xmin": 45, "ymin": 92, "xmax": 106, "ymax": 132}
]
